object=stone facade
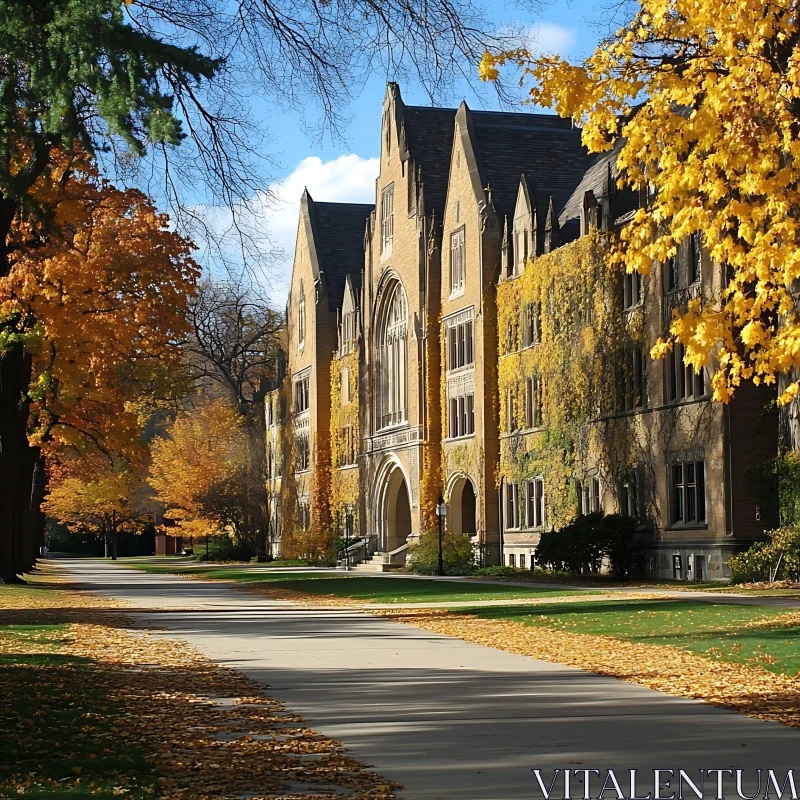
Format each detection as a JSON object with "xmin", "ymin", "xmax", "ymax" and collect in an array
[{"xmin": 268, "ymin": 83, "xmax": 778, "ymax": 579}]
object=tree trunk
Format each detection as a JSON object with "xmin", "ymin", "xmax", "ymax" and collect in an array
[
  {"xmin": 0, "ymin": 197, "xmax": 40, "ymax": 583},
  {"xmin": 110, "ymin": 512, "xmax": 118, "ymax": 560}
]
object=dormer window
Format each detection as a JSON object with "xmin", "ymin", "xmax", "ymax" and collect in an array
[{"xmin": 381, "ymin": 184, "xmax": 394, "ymax": 255}]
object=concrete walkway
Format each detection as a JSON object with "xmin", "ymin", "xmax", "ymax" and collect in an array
[{"xmin": 56, "ymin": 559, "xmax": 800, "ymax": 800}]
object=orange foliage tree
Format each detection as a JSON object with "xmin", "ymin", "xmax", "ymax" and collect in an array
[{"xmin": 1, "ymin": 161, "xmax": 199, "ymax": 571}]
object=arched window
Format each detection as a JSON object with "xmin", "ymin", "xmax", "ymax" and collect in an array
[
  {"xmin": 376, "ymin": 281, "xmax": 407, "ymax": 430},
  {"xmin": 297, "ymin": 279, "xmax": 306, "ymax": 349}
]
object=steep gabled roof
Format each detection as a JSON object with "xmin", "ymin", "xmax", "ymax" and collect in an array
[
  {"xmin": 305, "ymin": 194, "xmax": 373, "ymax": 310},
  {"xmin": 468, "ymin": 110, "xmax": 591, "ymax": 221},
  {"xmin": 401, "ymin": 105, "xmax": 457, "ymax": 213}
]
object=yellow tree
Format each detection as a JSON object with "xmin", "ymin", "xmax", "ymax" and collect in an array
[
  {"xmin": 44, "ymin": 465, "xmax": 151, "ymax": 559},
  {"xmin": 148, "ymin": 399, "xmax": 256, "ymax": 548},
  {"xmin": 480, "ymin": 0, "xmax": 800, "ymax": 403}
]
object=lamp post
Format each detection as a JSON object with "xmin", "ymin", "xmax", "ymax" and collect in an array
[
  {"xmin": 435, "ymin": 498, "xmax": 447, "ymax": 576},
  {"xmin": 344, "ymin": 504, "xmax": 353, "ymax": 571}
]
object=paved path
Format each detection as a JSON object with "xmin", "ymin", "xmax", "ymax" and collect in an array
[
  {"xmin": 125, "ymin": 557, "xmax": 800, "ymax": 610},
  {"xmin": 57, "ymin": 559, "xmax": 800, "ymax": 800}
]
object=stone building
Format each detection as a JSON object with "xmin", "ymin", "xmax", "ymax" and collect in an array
[{"xmin": 269, "ymin": 83, "xmax": 778, "ymax": 579}]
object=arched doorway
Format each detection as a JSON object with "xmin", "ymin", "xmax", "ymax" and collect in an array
[
  {"xmin": 448, "ymin": 474, "xmax": 477, "ymax": 536},
  {"xmin": 375, "ymin": 460, "xmax": 412, "ymax": 551}
]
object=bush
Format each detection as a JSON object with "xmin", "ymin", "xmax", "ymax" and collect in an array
[
  {"xmin": 473, "ymin": 565, "xmax": 516, "ymax": 578},
  {"xmin": 195, "ymin": 537, "xmax": 255, "ymax": 562},
  {"xmin": 334, "ymin": 536, "xmax": 361, "ymax": 554},
  {"xmin": 728, "ymin": 527, "xmax": 800, "ymax": 583},
  {"xmin": 409, "ymin": 531, "xmax": 475, "ymax": 575},
  {"xmin": 536, "ymin": 512, "xmax": 642, "ymax": 577}
]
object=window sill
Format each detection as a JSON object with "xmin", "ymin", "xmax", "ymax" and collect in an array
[
  {"xmin": 666, "ymin": 524, "xmax": 709, "ymax": 532},
  {"xmin": 335, "ymin": 463, "xmax": 359, "ymax": 471},
  {"xmin": 449, "ymin": 288, "xmax": 465, "ymax": 301},
  {"xmin": 446, "ymin": 364, "xmax": 475, "ymax": 377},
  {"xmin": 375, "ymin": 420, "xmax": 408, "ymax": 434},
  {"xmin": 443, "ymin": 434, "xmax": 476, "ymax": 443},
  {"xmin": 380, "ymin": 246, "xmax": 393, "ymax": 261}
]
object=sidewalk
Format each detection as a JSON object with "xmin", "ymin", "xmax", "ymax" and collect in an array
[{"xmin": 58, "ymin": 558, "xmax": 800, "ymax": 800}]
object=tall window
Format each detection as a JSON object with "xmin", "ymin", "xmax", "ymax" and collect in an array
[
  {"xmin": 446, "ymin": 317, "xmax": 474, "ymax": 371},
  {"xmin": 522, "ymin": 302, "xmax": 541, "ymax": 347},
  {"xmin": 576, "ymin": 477, "xmax": 601, "ymax": 515},
  {"xmin": 506, "ymin": 388, "xmax": 518, "ymax": 432},
  {"xmin": 340, "ymin": 310, "xmax": 355, "ymax": 355},
  {"xmin": 690, "ymin": 232, "xmax": 702, "ymax": 284},
  {"xmin": 448, "ymin": 393, "xmax": 474, "ymax": 439},
  {"xmin": 525, "ymin": 477, "xmax": 545, "ymax": 528},
  {"xmin": 671, "ymin": 460, "xmax": 706, "ymax": 526},
  {"xmin": 450, "ymin": 227, "xmax": 466, "ymax": 295},
  {"xmin": 338, "ymin": 426, "xmax": 356, "ymax": 466},
  {"xmin": 666, "ymin": 343, "xmax": 706, "ymax": 402},
  {"xmin": 525, "ymin": 376, "xmax": 543, "ymax": 428},
  {"xmin": 297, "ymin": 280, "xmax": 306, "ymax": 349},
  {"xmin": 666, "ymin": 255, "xmax": 678, "ymax": 292},
  {"xmin": 293, "ymin": 374, "xmax": 310, "ymax": 413},
  {"xmin": 341, "ymin": 366, "xmax": 350, "ymax": 405},
  {"xmin": 295, "ymin": 433, "xmax": 310, "ymax": 472},
  {"xmin": 376, "ymin": 281, "xmax": 407, "ymax": 429},
  {"xmin": 620, "ymin": 346, "xmax": 645, "ymax": 411},
  {"xmin": 623, "ymin": 270, "xmax": 642, "ymax": 309},
  {"xmin": 381, "ymin": 184, "xmax": 394, "ymax": 254},
  {"xmin": 505, "ymin": 482, "xmax": 520, "ymax": 529},
  {"xmin": 620, "ymin": 470, "xmax": 640, "ymax": 519}
]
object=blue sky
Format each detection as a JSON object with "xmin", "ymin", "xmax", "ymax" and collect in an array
[{"xmin": 208, "ymin": 0, "xmax": 607, "ymax": 299}]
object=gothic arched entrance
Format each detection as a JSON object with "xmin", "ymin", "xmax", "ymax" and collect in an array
[
  {"xmin": 375, "ymin": 459, "xmax": 412, "ymax": 552},
  {"xmin": 448, "ymin": 474, "xmax": 477, "ymax": 536}
]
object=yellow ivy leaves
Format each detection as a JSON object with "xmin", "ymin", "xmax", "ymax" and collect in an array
[{"xmin": 482, "ymin": 0, "xmax": 800, "ymax": 404}]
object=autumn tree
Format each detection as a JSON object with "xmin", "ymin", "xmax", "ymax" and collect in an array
[
  {"xmin": 183, "ymin": 281, "xmax": 284, "ymax": 556},
  {"xmin": 0, "ymin": 1, "xmax": 216, "ymax": 581},
  {"xmin": 148, "ymin": 399, "xmax": 262, "ymax": 552},
  {"xmin": 480, "ymin": 0, "xmax": 800, "ymax": 404},
  {"xmin": 2, "ymin": 160, "xmax": 199, "ymax": 578},
  {"xmin": 44, "ymin": 463, "xmax": 153, "ymax": 560}
]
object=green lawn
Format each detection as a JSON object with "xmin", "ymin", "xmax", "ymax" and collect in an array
[
  {"xmin": 126, "ymin": 562, "xmax": 595, "ymax": 603},
  {"xmin": 468, "ymin": 599, "xmax": 800, "ymax": 675},
  {"xmin": 0, "ymin": 621, "xmax": 159, "ymax": 798}
]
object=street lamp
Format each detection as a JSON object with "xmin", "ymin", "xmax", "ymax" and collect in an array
[
  {"xmin": 344, "ymin": 504, "xmax": 353, "ymax": 571},
  {"xmin": 435, "ymin": 498, "xmax": 447, "ymax": 576}
]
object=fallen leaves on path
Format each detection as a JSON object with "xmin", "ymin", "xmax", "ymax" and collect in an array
[
  {"xmin": 377, "ymin": 608, "xmax": 800, "ymax": 728},
  {"xmin": 1, "ymin": 585, "xmax": 400, "ymax": 800}
]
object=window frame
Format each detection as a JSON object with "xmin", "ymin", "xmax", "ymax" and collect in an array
[
  {"xmin": 449, "ymin": 226, "xmax": 466, "ymax": 297},
  {"xmin": 380, "ymin": 183, "xmax": 395, "ymax": 255},
  {"xmin": 670, "ymin": 459, "xmax": 706, "ymax": 527}
]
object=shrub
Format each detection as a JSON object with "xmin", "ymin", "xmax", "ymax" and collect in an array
[
  {"xmin": 473, "ymin": 565, "xmax": 516, "ymax": 577},
  {"xmin": 728, "ymin": 542, "xmax": 775, "ymax": 583},
  {"xmin": 409, "ymin": 531, "xmax": 475, "ymax": 575},
  {"xmin": 536, "ymin": 512, "xmax": 642, "ymax": 577},
  {"xmin": 728, "ymin": 526, "xmax": 800, "ymax": 583},
  {"xmin": 195, "ymin": 536, "xmax": 254, "ymax": 562}
]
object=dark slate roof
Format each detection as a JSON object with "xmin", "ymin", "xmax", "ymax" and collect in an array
[
  {"xmin": 310, "ymin": 201, "xmax": 373, "ymax": 310},
  {"xmin": 558, "ymin": 139, "xmax": 621, "ymax": 226},
  {"xmin": 402, "ymin": 105, "xmax": 457, "ymax": 214},
  {"xmin": 469, "ymin": 111, "xmax": 591, "ymax": 221}
]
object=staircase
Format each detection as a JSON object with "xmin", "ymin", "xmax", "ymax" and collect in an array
[
  {"xmin": 341, "ymin": 542, "xmax": 409, "ymax": 572},
  {"xmin": 349, "ymin": 554, "xmax": 402, "ymax": 573}
]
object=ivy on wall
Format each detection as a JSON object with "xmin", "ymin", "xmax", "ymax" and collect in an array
[
  {"xmin": 496, "ymin": 231, "xmax": 648, "ymax": 529},
  {"xmin": 329, "ymin": 349, "xmax": 360, "ymax": 532}
]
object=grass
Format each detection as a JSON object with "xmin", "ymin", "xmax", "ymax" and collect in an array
[
  {"xmin": 467, "ymin": 599, "xmax": 800, "ymax": 675},
  {"xmin": 125, "ymin": 562, "xmax": 595, "ymax": 603},
  {"xmin": 0, "ymin": 621, "xmax": 159, "ymax": 798}
]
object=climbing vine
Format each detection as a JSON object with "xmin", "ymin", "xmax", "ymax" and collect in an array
[
  {"xmin": 496, "ymin": 231, "xmax": 648, "ymax": 529},
  {"xmin": 329, "ymin": 349, "xmax": 360, "ymax": 531}
]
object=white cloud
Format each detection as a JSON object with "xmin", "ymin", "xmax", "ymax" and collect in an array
[
  {"xmin": 192, "ymin": 153, "xmax": 378, "ymax": 305},
  {"xmin": 523, "ymin": 22, "xmax": 577, "ymax": 58},
  {"xmin": 263, "ymin": 154, "xmax": 379, "ymax": 302}
]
